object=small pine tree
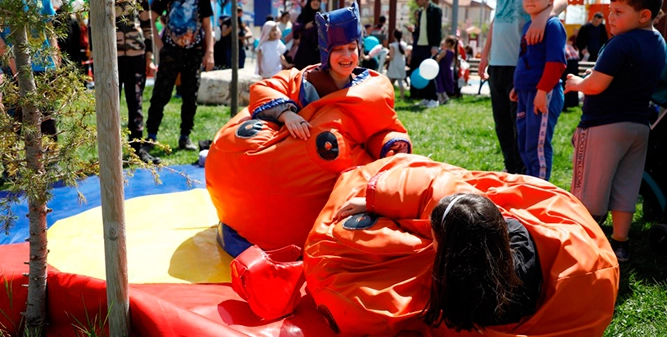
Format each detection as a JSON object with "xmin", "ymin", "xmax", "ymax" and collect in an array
[
  {"xmin": 0, "ymin": 1, "xmax": 150, "ymax": 334},
  {"xmin": 1, "ymin": 1, "xmax": 99, "ymax": 333}
]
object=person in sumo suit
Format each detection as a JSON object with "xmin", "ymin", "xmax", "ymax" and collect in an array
[
  {"xmin": 205, "ymin": 1, "xmax": 411, "ymax": 257},
  {"xmin": 301, "ymin": 154, "xmax": 619, "ymax": 336}
]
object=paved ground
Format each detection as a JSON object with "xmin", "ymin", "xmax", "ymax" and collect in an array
[{"xmin": 460, "ymin": 76, "xmax": 490, "ymax": 96}]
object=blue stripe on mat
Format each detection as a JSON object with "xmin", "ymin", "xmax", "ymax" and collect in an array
[{"xmin": 1, "ymin": 165, "xmax": 206, "ymax": 245}]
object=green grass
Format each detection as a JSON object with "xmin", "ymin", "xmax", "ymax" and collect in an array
[{"xmin": 122, "ymin": 88, "xmax": 666, "ymax": 336}]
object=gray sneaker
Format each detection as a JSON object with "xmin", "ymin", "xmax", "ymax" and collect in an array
[{"xmin": 179, "ymin": 137, "xmax": 197, "ymax": 151}]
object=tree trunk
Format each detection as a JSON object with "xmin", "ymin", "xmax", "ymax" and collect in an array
[{"xmin": 13, "ymin": 23, "xmax": 48, "ymax": 334}]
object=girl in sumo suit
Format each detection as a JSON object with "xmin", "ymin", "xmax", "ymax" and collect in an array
[
  {"xmin": 205, "ymin": 2, "xmax": 411, "ymax": 257},
  {"xmin": 303, "ymin": 154, "xmax": 619, "ymax": 336}
]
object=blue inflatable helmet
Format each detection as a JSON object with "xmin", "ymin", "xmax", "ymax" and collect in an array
[{"xmin": 315, "ymin": 1, "xmax": 362, "ymax": 70}]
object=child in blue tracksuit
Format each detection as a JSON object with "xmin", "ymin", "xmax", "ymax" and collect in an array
[
  {"xmin": 510, "ymin": 0, "xmax": 566, "ymax": 181},
  {"xmin": 565, "ymin": 0, "xmax": 666, "ymax": 262}
]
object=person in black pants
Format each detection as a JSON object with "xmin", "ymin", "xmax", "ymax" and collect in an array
[
  {"xmin": 221, "ymin": 7, "xmax": 253, "ymax": 69},
  {"xmin": 575, "ymin": 12, "xmax": 608, "ymax": 62},
  {"xmin": 410, "ymin": 0, "xmax": 442, "ymax": 108},
  {"xmin": 146, "ymin": 0, "xmax": 215, "ymax": 153},
  {"xmin": 116, "ymin": 0, "xmax": 159, "ymax": 164}
]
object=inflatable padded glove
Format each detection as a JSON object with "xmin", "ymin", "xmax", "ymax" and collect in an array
[{"xmin": 231, "ymin": 245, "xmax": 305, "ymax": 320}]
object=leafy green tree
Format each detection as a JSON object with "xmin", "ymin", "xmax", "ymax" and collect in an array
[{"xmin": 408, "ymin": 0, "xmax": 419, "ymax": 25}]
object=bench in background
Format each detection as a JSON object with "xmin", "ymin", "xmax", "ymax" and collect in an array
[{"xmin": 578, "ymin": 61, "xmax": 595, "ymax": 77}]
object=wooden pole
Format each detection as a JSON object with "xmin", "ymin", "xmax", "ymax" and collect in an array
[
  {"xmin": 231, "ymin": 0, "xmax": 239, "ymax": 117},
  {"xmin": 89, "ymin": 0, "xmax": 129, "ymax": 335},
  {"xmin": 374, "ymin": 0, "xmax": 381, "ymax": 26}
]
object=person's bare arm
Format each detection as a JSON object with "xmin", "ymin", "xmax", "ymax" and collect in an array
[
  {"xmin": 479, "ymin": 20, "xmax": 493, "ymax": 80},
  {"xmin": 278, "ymin": 110, "xmax": 311, "ymax": 140},
  {"xmin": 564, "ymin": 71, "xmax": 613, "ymax": 95},
  {"xmin": 525, "ymin": 0, "xmax": 567, "ymax": 45},
  {"xmin": 140, "ymin": 4, "xmax": 155, "ymax": 75},
  {"xmin": 151, "ymin": 11, "xmax": 163, "ymax": 53},
  {"xmin": 48, "ymin": 23, "xmax": 60, "ymax": 67},
  {"xmin": 222, "ymin": 22, "xmax": 232, "ymax": 37},
  {"xmin": 257, "ymin": 49, "xmax": 263, "ymax": 76},
  {"xmin": 202, "ymin": 16, "xmax": 214, "ymax": 71},
  {"xmin": 280, "ymin": 54, "xmax": 292, "ymax": 68},
  {"xmin": 334, "ymin": 197, "xmax": 367, "ymax": 221},
  {"xmin": 244, "ymin": 25, "xmax": 253, "ymax": 41},
  {"xmin": 435, "ymin": 49, "xmax": 447, "ymax": 62},
  {"xmin": 386, "ymin": 44, "xmax": 394, "ymax": 62}
]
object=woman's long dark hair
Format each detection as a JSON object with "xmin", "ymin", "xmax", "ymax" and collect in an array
[
  {"xmin": 394, "ymin": 30, "xmax": 404, "ymax": 55},
  {"xmin": 422, "ymin": 193, "xmax": 521, "ymax": 331},
  {"xmin": 297, "ymin": 0, "xmax": 320, "ymax": 25}
]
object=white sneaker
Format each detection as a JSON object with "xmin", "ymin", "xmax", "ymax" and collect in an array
[
  {"xmin": 424, "ymin": 100, "xmax": 440, "ymax": 108},
  {"xmin": 416, "ymin": 99, "xmax": 429, "ymax": 106}
]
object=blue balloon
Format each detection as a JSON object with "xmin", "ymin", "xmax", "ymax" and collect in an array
[
  {"xmin": 363, "ymin": 36, "xmax": 380, "ymax": 53},
  {"xmin": 410, "ymin": 69, "xmax": 429, "ymax": 89}
]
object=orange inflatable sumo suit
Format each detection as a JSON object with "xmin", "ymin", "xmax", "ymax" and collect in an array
[
  {"xmin": 205, "ymin": 65, "xmax": 411, "ymax": 253},
  {"xmin": 304, "ymin": 154, "xmax": 619, "ymax": 336}
]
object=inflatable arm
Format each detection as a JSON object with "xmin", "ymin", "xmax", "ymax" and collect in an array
[
  {"xmin": 341, "ymin": 75, "xmax": 412, "ymax": 159},
  {"xmin": 249, "ymin": 68, "xmax": 302, "ymax": 120},
  {"xmin": 366, "ymin": 160, "xmax": 457, "ymax": 220},
  {"xmin": 366, "ymin": 157, "xmax": 476, "ymax": 219},
  {"xmin": 365, "ymin": 130, "xmax": 413, "ymax": 159}
]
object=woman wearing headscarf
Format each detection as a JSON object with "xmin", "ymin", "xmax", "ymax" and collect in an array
[
  {"xmin": 292, "ymin": 0, "xmax": 322, "ymax": 70},
  {"xmin": 205, "ymin": 2, "xmax": 411, "ymax": 257}
]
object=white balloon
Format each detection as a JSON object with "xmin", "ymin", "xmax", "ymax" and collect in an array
[{"xmin": 419, "ymin": 58, "xmax": 440, "ymax": 80}]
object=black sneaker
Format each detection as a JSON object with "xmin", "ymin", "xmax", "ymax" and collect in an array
[
  {"xmin": 138, "ymin": 148, "xmax": 162, "ymax": 165},
  {"xmin": 610, "ymin": 239, "xmax": 630, "ymax": 262},
  {"xmin": 142, "ymin": 139, "xmax": 156, "ymax": 151},
  {"xmin": 179, "ymin": 137, "xmax": 197, "ymax": 151}
]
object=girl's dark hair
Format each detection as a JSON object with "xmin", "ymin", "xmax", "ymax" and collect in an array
[
  {"xmin": 393, "ymin": 30, "xmax": 404, "ymax": 54},
  {"xmin": 445, "ymin": 35, "xmax": 457, "ymax": 48},
  {"xmin": 297, "ymin": 0, "xmax": 320, "ymax": 24},
  {"xmin": 422, "ymin": 193, "xmax": 521, "ymax": 331}
]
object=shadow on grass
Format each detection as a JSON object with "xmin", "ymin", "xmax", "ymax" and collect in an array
[
  {"xmin": 458, "ymin": 95, "xmax": 492, "ymax": 105},
  {"xmin": 611, "ymin": 219, "xmax": 667, "ymax": 307},
  {"xmin": 397, "ymin": 104, "xmax": 428, "ymax": 113},
  {"xmin": 396, "ymin": 95, "xmax": 492, "ymax": 113}
]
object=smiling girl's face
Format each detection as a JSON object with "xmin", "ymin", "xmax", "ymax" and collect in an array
[{"xmin": 328, "ymin": 41, "xmax": 358, "ymax": 79}]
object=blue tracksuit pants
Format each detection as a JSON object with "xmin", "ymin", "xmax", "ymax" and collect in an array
[{"xmin": 516, "ymin": 85, "xmax": 563, "ymax": 181}]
